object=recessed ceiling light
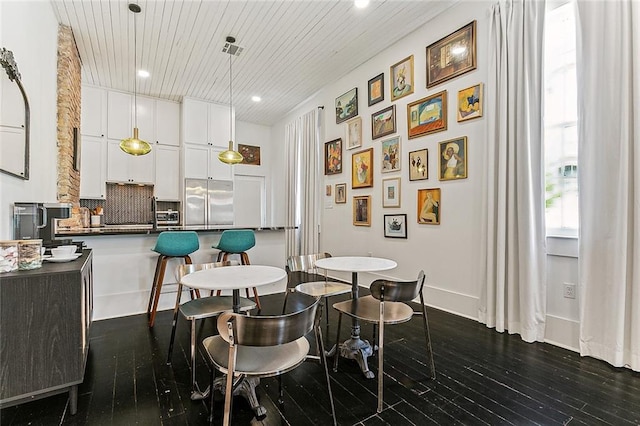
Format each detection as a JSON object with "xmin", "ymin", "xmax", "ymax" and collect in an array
[
  {"xmin": 354, "ymin": 0, "xmax": 370, "ymax": 8},
  {"xmin": 137, "ymin": 69, "xmax": 150, "ymax": 78},
  {"xmin": 251, "ymin": 96, "xmax": 261, "ymax": 102}
]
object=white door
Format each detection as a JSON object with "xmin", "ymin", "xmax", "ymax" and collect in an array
[{"xmin": 234, "ymin": 175, "xmax": 265, "ymax": 227}]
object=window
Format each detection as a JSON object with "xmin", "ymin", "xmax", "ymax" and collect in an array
[{"xmin": 544, "ymin": 1, "xmax": 579, "ymax": 237}]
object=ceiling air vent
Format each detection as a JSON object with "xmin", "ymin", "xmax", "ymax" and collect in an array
[{"xmin": 222, "ymin": 36, "xmax": 243, "ymax": 56}]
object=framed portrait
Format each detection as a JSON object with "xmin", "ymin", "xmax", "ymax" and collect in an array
[
  {"xmin": 384, "ymin": 214, "xmax": 407, "ymax": 238},
  {"xmin": 371, "ymin": 105, "xmax": 396, "ymax": 140},
  {"xmin": 382, "ymin": 177, "xmax": 401, "ymax": 208},
  {"xmin": 457, "ymin": 83, "xmax": 483, "ymax": 122},
  {"xmin": 335, "ymin": 183, "xmax": 347, "ymax": 204},
  {"xmin": 345, "ymin": 116, "xmax": 362, "ymax": 150},
  {"xmin": 409, "ymin": 148, "xmax": 428, "ymax": 181},
  {"xmin": 390, "ymin": 55, "xmax": 414, "ymax": 101},
  {"xmin": 335, "ymin": 87, "xmax": 358, "ymax": 124},
  {"xmin": 352, "ymin": 147, "xmax": 373, "ymax": 188},
  {"xmin": 381, "ymin": 136, "xmax": 401, "ymax": 173},
  {"xmin": 417, "ymin": 188, "xmax": 441, "ymax": 225},
  {"xmin": 324, "ymin": 138, "xmax": 342, "ymax": 175},
  {"xmin": 407, "ymin": 90, "xmax": 447, "ymax": 139},
  {"xmin": 238, "ymin": 144, "xmax": 261, "ymax": 165},
  {"xmin": 353, "ymin": 195, "xmax": 371, "ymax": 226},
  {"xmin": 426, "ymin": 21, "xmax": 477, "ymax": 88},
  {"xmin": 368, "ymin": 73, "xmax": 384, "ymax": 106},
  {"xmin": 438, "ymin": 136, "xmax": 468, "ymax": 181}
]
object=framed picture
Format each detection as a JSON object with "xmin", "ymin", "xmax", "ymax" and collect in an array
[
  {"xmin": 438, "ymin": 136, "xmax": 468, "ymax": 181},
  {"xmin": 407, "ymin": 90, "xmax": 447, "ymax": 139},
  {"xmin": 72, "ymin": 127, "xmax": 81, "ymax": 172},
  {"xmin": 390, "ymin": 55, "xmax": 414, "ymax": 101},
  {"xmin": 353, "ymin": 195, "xmax": 371, "ymax": 226},
  {"xmin": 335, "ymin": 87, "xmax": 358, "ymax": 124},
  {"xmin": 384, "ymin": 214, "xmax": 407, "ymax": 238},
  {"xmin": 426, "ymin": 21, "xmax": 477, "ymax": 88},
  {"xmin": 238, "ymin": 144, "xmax": 261, "ymax": 165},
  {"xmin": 457, "ymin": 83, "xmax": 483, "ymax": 122},
  {"xmin": 409, "ymin": 148, "xmax": 428, "ymax": 181},
  {"xmin": 371, "ymin": 105, "xmax": 396, "ymax": 140},
  {"xmin": 352, "ymin": 147, "xmax": 373, "ymax": 188},
  {"xmin": 382, "ymin": 177, "xmax": 401, "ymax": 208},
  {"xmin": 417, "ymin": 188, "xmax": 441, "ymax": 225},
  {"xmin": 326, "ymin": 185, "xmax": 332, "ymax": 196},
  {"xmin": 335, "ymin": 183, "xmax": 347, "ymax": 204},
  {"xmin": 324, "ymin": 138, "xmax": 342, "ymax": 175},
  {"xmin": 381, "ymin": 136, "xmax": 401, "ymax": 173},
  {"xmin": 368, "ymin": 73, "xmax": 384, "ymax": 106},
  {"xmin": 345, "ymin": 116, "xmax": 362, "ymax": 150}
]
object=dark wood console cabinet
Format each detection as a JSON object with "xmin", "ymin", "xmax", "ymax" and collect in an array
[{"xmin": 0, "ymin": 250, "xmax": 93, "ymax": 414}]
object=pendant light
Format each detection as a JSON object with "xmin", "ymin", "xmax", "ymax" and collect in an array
[
  {"xmin": 120, "ymin": 3, "xmax": 152, "ymax": 156},
  {"xmin": 218, "ymin": 36, "xmax": 244, "ymax": 165}
]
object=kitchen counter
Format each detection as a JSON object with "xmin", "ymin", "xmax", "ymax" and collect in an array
[{"xmin": 57, "ymin": 225, "xmax": 293, "ymax": 237}]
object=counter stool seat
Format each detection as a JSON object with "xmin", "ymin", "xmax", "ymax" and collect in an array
[
  {"xmin": 147, "ymin": 231, "xmax": 199, "ymax": 327},
  {"xmin": 212, "ymin": 230, "xmax": 261, "ymax": 309}
]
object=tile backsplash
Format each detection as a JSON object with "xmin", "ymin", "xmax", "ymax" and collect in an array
[{"xmin": 81, "ymin": 184, "xmax": 154, "ymax": 225}]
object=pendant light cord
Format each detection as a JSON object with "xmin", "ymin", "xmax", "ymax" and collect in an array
[
  {"xmin": 229, "ymin": 52, "xmax": 232, "ymax": 142},
  {"xmin": 133, "ymin": 10, "xmax": 138, "ymax": 128}
]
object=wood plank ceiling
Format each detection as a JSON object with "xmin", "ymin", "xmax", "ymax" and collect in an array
[{"xmin": 50, "ymin": 0, "xmax": 456, "ymax": 126}]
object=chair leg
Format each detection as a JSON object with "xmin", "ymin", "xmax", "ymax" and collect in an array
[
  {"xmin": 316, "ymin": 324, "xmax": 337, "ymax": 425},
  {"xmin": 147, "ymin": 255, "xmax": 164, "ymax": 315},
  {"xmin": 166, "ymin": 282, "xmax": 183, "ymax": 364},
  {"xmin": 377, "ymin": 317, "xmax": 385, "ymax": 413},
  {"xmin": 419, "ymin": 295, "xmax": 436, "ymax": 379},
  {"xmin": 208, "ymin": 366, "xmax": 216, "ymax": 425},
  {"xmin": 190, "ymin": 318, "xmax": 199, "ymax": 397},
  {"xmin": 333, "ymin": 312, "xmax": 343, "ymax": 372},
  {"xmin": 251, "ymin": 287, "xmax": 261, "ymax": 310},
  {"xmin": 149, "ymin": 256, "xmax": 169, "ymax": 327}
]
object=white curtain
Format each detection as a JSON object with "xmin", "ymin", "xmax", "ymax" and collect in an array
[
  {"xmin": 479, "ymin": 0, "xmax": 547, "ymax": 343},
  {"xmin": 284, "ymin": 108, "xmax": 322, "ymax": 257},
  {"xmin": 576, "ymin": 0, "xmax": 640, "ymax": 371}
]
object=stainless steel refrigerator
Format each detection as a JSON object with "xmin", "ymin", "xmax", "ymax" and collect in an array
[{"xmin": 184, "ymin": 179, "xmax": 234, "ymax": 226}]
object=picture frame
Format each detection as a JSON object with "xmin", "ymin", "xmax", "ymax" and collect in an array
[
  {"xmin": 371, "ymin": 105, "xmax": 396, "ymax": 140},
  {"xmin": 368, "ymin": 73, "xmax": 384, "ymax": 106},
  {"xmin": 353, "ymin": 195, "xmax": 371, "ymax": 226},
  {"xmin": 345, "ymin": 116, "xmax": 362, "ymax": 150},
  {"xmin": 326, "ymin": 185, "xmax": 332, "ymax": 196},
  {"xmin": 72, "ymin": 127, "xmax": 81, "ymax": 172},
  {"xmin": 426, "ymin": 20, "xmax": 477, "ymax": 88},
  {"xmin": 382, "ymin": 177, "xmax": 401, "ymax": 208},
  {"xmin": 457, "ymin": 83, "xmax": 483, "ymax": 122},
  {"xmin": 381, "ymin": 136, "xmax": 401, "ymax": 173},
  {"xmin": 335, "ymin": 87, "xmax": 358, "ymax": 124},
  {"xmin": 390, "ymin": 55, "xmax": 414, "ymax": 101},
  {"xmin": 238, "ymin": 144, "xmax": 261, "ymax": 165},
  {"xmin": 417, "ymin": 188, "xmax": 441, "ymax": 225},
  {"xmin": 407, "ymin": 90, "xmax": 447, "ymax": 139},
  {"xmin": 335, "ymin": 183, "xmax": 347, "ymax": 204},
  {"xmin": 352, "ymin": 147, "xmax": 373, "ymax": 188},
  {"xmin": 438, "ymin": 136, "xmax": 468, "ymax": 181},
  {"xmin": 409, "ymin": 148, "xmax": 428, "ymax": 181},
  {"xmin": 384, "ymin": 214, "xmax": 407, "ymax": 238},
  {"xmin": 324, "ymin": 138, "xmax": 342, "ymax": 175}
]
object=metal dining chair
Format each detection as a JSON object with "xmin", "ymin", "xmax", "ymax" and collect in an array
[
  {"xmin": 332, "ymin": 270, "xmax": 435, "ymax": 413},
  {"xmin": 167, "ymin": 260, "xmax": 256, "ymax": 400},
  {"xmin": 202, "ymin": 293, "xmax": 337, "ymax": 426}
]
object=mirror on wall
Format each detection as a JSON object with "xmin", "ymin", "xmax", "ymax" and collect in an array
[{"xmin": 0, "ymin": 47, "xmax": 30, "ymax": 180}]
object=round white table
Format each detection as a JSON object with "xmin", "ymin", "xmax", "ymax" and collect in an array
[
  {"xmin": 315, "ymin": 256, "xmax": 397, "ymax": 378},
  {"xmin": 181, "ymin": 264, "xmax": 286, "ymax": 313}
]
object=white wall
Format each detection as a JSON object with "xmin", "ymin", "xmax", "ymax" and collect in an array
[{"xmin": 0, "ymin": 1, "xmax": 58, "ymax": 239}]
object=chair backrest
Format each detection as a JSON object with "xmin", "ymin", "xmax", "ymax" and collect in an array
[
  {"xmin": 369, "ymin": 270, "xmax": 425, "ymax": 303},
  {"xmin": 217, "ymin": 294, "xmax": 320, "ymax": 346},
  {"xmin": 216, "ymin": 229, "xmax": 256, "ymax": 253},
  {"xmin": 286, "ymin": 252, "xmax": 331, "ymax": 273},
  {"xmin": 153, "ymin": 231, "xmax": 199, "ymax": 257},
  {"xmin": 175, "ymin": 260, "xmax": 240, "ymax": 282}
]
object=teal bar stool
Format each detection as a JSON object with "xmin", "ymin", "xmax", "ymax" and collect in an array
[
  {"xmin": 212, "ymin": 229, "xmax": 261, "ymax": 309},
  {"xmin": 147, "ymin": 231, "xmax": 200, "ymax": 327}
]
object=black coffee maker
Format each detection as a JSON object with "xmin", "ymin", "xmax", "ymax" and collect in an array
[{"xmin": 13, "ymin": 202, "xmax": 73, "ymax": 247}]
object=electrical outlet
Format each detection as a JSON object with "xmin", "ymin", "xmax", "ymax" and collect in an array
[{"xmin": 563, "ymin": 283, "xmax": 576, "ymax": 299}]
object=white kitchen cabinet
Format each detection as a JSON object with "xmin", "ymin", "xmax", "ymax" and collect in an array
[
  {"xmin": 154, "ymin": 145, "xmax": 180, "ymax": 200},
  {"xmin": 182, "ymin": 98, "xmax": 232, "ymax": 147},
  {"xmin": 107, "ymin": 91, "xmax": 132, "ymax": 140},
  {"xmin": 183, "ymin": 143, "xmax": 232, "ymax": 181},
  {"xmin": 81, "ymin": 86, "xmax": 106, "ymax": 137},
  {"xmin": 135, "ymin": 96, "xmax": 155, "ymax": 144},
  {"xmin": 79, "ymin": 135, "xmax": 106, "ymax": 199},
  {"xmin": 155, "ymin": 99, "xmax": 180, "ymax": 146},
  {"xmin": 107, "ymin": 140, "xmax": 155, "ymax": 184}
]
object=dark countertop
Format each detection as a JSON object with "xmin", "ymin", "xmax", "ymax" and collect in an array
[
  {"xmin": 57, "ymin": 225, "xmax": 292, "ymax": 237},
  {"xmin": 0, "ymin": 250, "xmax": 92, "ymax": 278}
]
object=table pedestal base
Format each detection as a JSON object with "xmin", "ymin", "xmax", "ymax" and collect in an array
[
  {"xmin": 210, "ymin": 376, "xmax": 266, "ymax": 420},
  {"xmin": 336, "ymin": 337, "xmax": 375, "ymax": 379}
]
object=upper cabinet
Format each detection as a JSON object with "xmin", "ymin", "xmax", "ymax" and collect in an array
[
  {"xmin": 182, "ymin": 98, "xmax": 232, "ymax": 147},
  {"xmin": 107, "ymin": 91, "xmax": 132, "ymax": 140},
  {"xmin": 79, "ymin": 135, "xmax": 106, "ymax": 199},
  {"xmin": 81, "ymin": 86, "xmax": 106, "ymax": 137},
  {"xmin": 136, "ymin": 96, "xmax": 180, "ymax": 146},
  {"xmin": 107, "ymin": 140, "xmax": 155, "ymax": 184}
]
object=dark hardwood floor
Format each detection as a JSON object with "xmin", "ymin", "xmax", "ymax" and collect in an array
[{"xmin": 2, "ymin": 286, "xmax": 640, "ymax": 425}]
